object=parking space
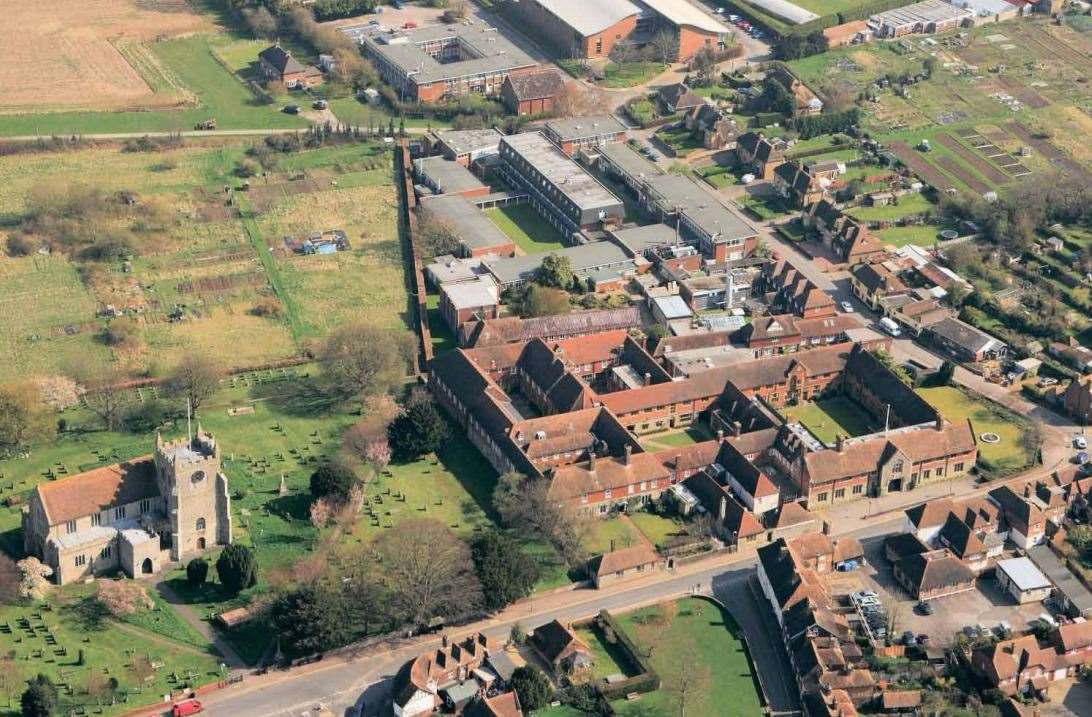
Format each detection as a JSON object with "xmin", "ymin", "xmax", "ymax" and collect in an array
[{"xmin": 838, "ymin": 536, "xmax": 1047, "ymax": 647}]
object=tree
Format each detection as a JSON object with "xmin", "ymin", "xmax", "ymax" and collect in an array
[
  {"xmin": 69, "ymin": 361, "xmax": 128, "ymax": 432},
  {"xmin": 509, "ymin": 621, "xmax": 526, "ymax": 646},
  {"xmin": 870, "ymin": 348, "xmax": 912, "ymax": 387},
  {"xmin": 319, "ymin": 322, "xmax": 410, "ymax": 399},
  {"xmin": 99, "ymin": 318, "xmax": 142, "ymax": 350},
  {"xmin": 165, "ymin": 353, "xmax": 222, "ymax": 415},
  {"xmin": 242, "ymin": 6, "xmax": 277, "ymax": 38},
  {"xmin": 935, "ymin": 360, "xmax": 957, "ymax": 387},
  {"xmin": 20, "ymin": 674, "xmax": 57, "ymax": 717},
  {"xmin": 758, "ymin": 79, "xmax": 795, "ymax": 115},
  {"xmin": 269, "ymin": 583, "xmax": 356, "ymax": 657},
  {"xmin": 690, "ymin": 47, "xmax": 717, "ymax": 86},
  {"xmin": 493, "ymin": 472, "xmax": 587, "ymax": 563},
  {"xmin": 441, "ymin": 0, "xmax": 468, "ymax": 23},
  {"xmin": 310, "ymin": 461, "xmax": 358, "ymax": 501},
  {"xmin": 651, "ymin": 30, "xmax": 678, "ymax": 65},
  {"xmin": 0, "ymin": 382, "xmax": 53, "ymax": 452},
  {"xmin": 536, "ymin": 253, "xmax": 575, "ymax": 290},
  {"xmin": 520, "ymin": 285, "xmax": 570, "ymax": 318},
  {"xmin": 470, "ymin": 530, "xmax": 540, "ymax": 611},
  {"xmin": 0, "ymin": 650, "xmax": 25, "ymax": 708},
  {"xmin": 373, "ymin": 518, "xmax": 482, "ymax": 627},
  {"xmin": 509, "ymin": 666, "xmax": 553, "ymax": 711},
  {"xmin": 416, "ymin": 212, "xmax": 462, "ymax": 259},
  {"xmin": 95, "ymin": 581, "xmax": 153, "ymax": 617},
  {"xmin": 923, "ymin": 56, "xmax": 938, "ymax": 78},
  {"xmin": 662, "ymin": 644, "xmax": 711, "ymax": 717},
  {"xmin": 186, "ymin": 558, "xmax": 209, "ymax": 586},
  {"xmin": 216, "ymin": 544, "xmax": 258, "ymax": 595},
  {"xmin": 387, "ymin": 392, "xmax": 448, "ymax": 461},
  {"xmin": 16, "ymin": 558, "xmax": 52, "ymax": 601}
]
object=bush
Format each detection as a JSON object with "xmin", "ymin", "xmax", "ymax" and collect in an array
[
  {"xmin": 122, "ymin": 400, "xmax": 172, "ymax": 433},
  {"xmin": 99, "ymin": 317, "xmax": 142, "ymax": 349},
  {"xmin": 250, "ymin": 298, "xmax": 282, "ymax": 317},
  {"xmin": 6, "ymin": 234, "xmax": 34, "ymax": 257},
  {"xmin": 309, "ymin": 461, "xmax": 358, "ymax": 501},
  {"xmin": 387, "ymin": 394, "xmax": 448, "ymax": 461},
  {"xmin": 509, "ymin": 666, "xmax": 553, "ymax": 712},
  {"xmin": 186, "ymin": 558, "xmax": 209, "ymax": 586},
  {"xmin": 21, "ymin": 675, "xmax": 57, "ymax": 717}
]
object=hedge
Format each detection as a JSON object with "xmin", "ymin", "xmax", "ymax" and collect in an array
[{"xmin": 594, "ymin": 610, "xmax": 661, "ymax": 700}]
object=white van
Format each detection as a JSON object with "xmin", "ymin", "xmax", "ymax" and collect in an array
[{"xmin": 879, "ymin": 317, "xmax": 902, "ymax": 337}]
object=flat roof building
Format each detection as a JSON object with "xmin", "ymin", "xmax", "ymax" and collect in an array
[
  {"xmin": 995, "ymin": 557, "xmax": 1052, "ymax": 605},
  {"xmin": 418, "ymin": 194, "xmax": 516, "ymax": 258},
  {"xmin": 497, "ymin": 132, "xmax": 625, "ymax": 236},
  {"xmin": 641, "ymin": 174, "xmax": 757, "ymax": 261},
  {"xmin": 362, "ymin": 24, "xmax": 537, "ymax": 102},
  {"xmin": 544, "ymin": 115, "xmax": 629, "ymax": 156},
  {"xmin": 598, "ymin": 141, "xmax": 663, "ymax": 193},
  {"xmin": 483, "ymin": 240, "xmax": 636, "ymax": 289},
  {"xmin": 868, "ymin": 0, "xmax": 973, "ymax": 38},
  {"xmin": 429, "ymin": 128, "xmax": 505, "ymax": 164},
  {"xmin": 413, "ymin": 156, "xmax": 490, "ymax": 197}
]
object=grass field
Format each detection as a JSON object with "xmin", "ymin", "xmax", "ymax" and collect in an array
[
  {"xmin": 0, "ymin": 584, "xmax": 221, "ymax": 717},
  {"xmin": 784, "ymin": 396, "xmax": 874, "ymax": 444},
  {"xmin": 0, "ymin": 34, "xmax": 308, "ymax": 136},
  {"xmin": 600, "ymin": 62, "xmax": 666, "ymax": 89},
  {"xmin": 628, "ymin": 512, "xmax": 688, "ymax": 550},
  {"xmin": 917, "ymin": 386, "xmax": 1036, "ymax": 474},
  {"xmin": 612, "ymin": 597, "xmax": 763, "ymax": 717},
  {"xmin": 846, "ymin": 193, "xmax": 934, "ymax": 222},
  {"xmin": 638, "ymin": 425, "xmax": 713, "ymax": 451},
  {"xmin": 573, "ymin": 625, "xmax": 639, "ymax": 681},
  {"xmin": 583, "ymin": 517, "xmax": 646, "ymax": 556},
  {"xmin": 874, "ymin": 224, "xmax": 944, "ymax": 248},
  {"xmin": 485, "ymin": 205, "xmax": 566, "ymax": 254}
]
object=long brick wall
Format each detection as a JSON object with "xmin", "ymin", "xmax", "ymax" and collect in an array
[{"xmin": 396, "ymin": 141, "xmax": 433, "ymax": 371}]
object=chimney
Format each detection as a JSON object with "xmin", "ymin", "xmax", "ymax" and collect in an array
[
  {"xmin": 609, "ymin": 539, "xmax": 616, "ymax": 553},
  {"xmin": 836, "ymin": 434, "xmax": 845, "ymax": 452},
  {"xmin": 624, "ymin": 444, "xmax": 633, "ymax": 466},
  {"xmin": 1024, "ymin": 484, "xmax": 1032, "ymax": 498},
  {"xmin": 643, "ymin": 372, "xmax": 651, "ymax": 386},
  {"xmin": 732, "ymin": 420, "xmax": 742, "ymax": 437},
  {"xmin": 935, "ymin": 415, "xmax": 947, "ymax": 430},
  {"xmin": 442, "ymin": 634, "xmax": 449, "ymax": 648},
  {"xmin": 719, "ymin": 496, "xmax": 727, "ymax": 522}
]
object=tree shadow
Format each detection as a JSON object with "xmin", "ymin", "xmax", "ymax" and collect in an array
[
  {"xmin": 73, "ymin": 596, "xmax": 110, "ymax": 633},
  {"xmin": 250, "ymin": 380, "xmax": 343, "ymax": 418},
  {"xmin": 265, "ymin": 493, "xmax": 313, "ymax": 522}
]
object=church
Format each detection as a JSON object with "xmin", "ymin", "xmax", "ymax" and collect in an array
[{"xmin": 22, "ymin": 428, "xmax": 232, "ymax": 585}]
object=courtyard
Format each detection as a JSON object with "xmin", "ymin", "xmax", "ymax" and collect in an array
[
  {"xmin": 783, "ymin": 396, "xmax": 874, "ymax": 445},
  {"xmin": 485, "ymin": 205, "xmax": 566, "ymax": 254}
]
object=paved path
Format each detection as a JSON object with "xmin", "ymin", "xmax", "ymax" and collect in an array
[{"xmin": 155, "ymin": 580, "xmax": 248, "ymax": 670}]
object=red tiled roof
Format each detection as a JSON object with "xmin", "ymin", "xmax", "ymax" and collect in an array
[{"xmin": 35, "ymin": 458, "xmax": 159, "ymax": 525}]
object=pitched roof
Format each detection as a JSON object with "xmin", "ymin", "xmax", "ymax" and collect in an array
[
  {"xmin": 588, "ymin": 543, "xmax": 662, "ymax": 577},
  {"xmin": 259, "ymin": 45, "xmax": 304, "ymax": 75},
  {"xmin": 884, "ymin": 532, "xmax": 930, "ymax": 561},
  {"xmin": 660, "ymin": 83, "xmax": 704, "ymax": 110},
  {"xmin": 548, "ymin": 452, "xmax": 671, "ymax": 502},
  {"xmin": 530, "ymin": 620, "xmax": 589, "ymax": 665},
  {"xmin": 464, "ymin": 692, "xmax": 523, "ymax": 717},
  {"xmin": 851, "ymin": 262, "xmax": 907, "ymax": 296},
  {"xmin": 685, "ymin": 472, "xmax": 763, "ymax": 538},
  {"xmin": 772, "ymin": 500, "xmax": 818, "ymax": 529},
  {"xmin": 937, "ymin": 512, "xmax": 986, "ymax": 559},
  {"xmin": 882, "ymin": 691, "xmax": 921, "ymax": 709},
  {"xmin": 926, "ymin": 317, "xmax": 1006, "ymax": 354},
  {"xmin": 505, "ymin": 69, "xmax": 565, "ymax": 100},
  {"xmin": 897, "ymin": 549, "xmax": 975, "ymax": 595},
  {"xmin": 713, "ymin": 440, "xmax": 777, "ymax": 499},
  {"xmin": 905, "ymin": 497, "xmax": 956, "ymax": 531},
  {"xmin": 461, "ymin": 307, "xmax": 641, "ymax": 347},
  {"xmin": 35, "ymin": 458, "xmax": 159, "ymax": 526},
  {"xmin": 530, "ymin": 0, "xmax": 640, "ymax": 36}
]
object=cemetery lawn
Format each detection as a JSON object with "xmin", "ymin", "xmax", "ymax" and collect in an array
[{"xmin": 0, "ymin": 585, "xmax": 221, "ymax": 717}]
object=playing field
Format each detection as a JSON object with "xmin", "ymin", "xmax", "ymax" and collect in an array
[{"xmin": 0, "ymin": 0, "xmax": 212, "ymax": 113}]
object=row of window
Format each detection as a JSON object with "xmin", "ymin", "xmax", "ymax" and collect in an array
[{"xmin": 67, "ymin": 499, "xmax": 161, "ymax": 534}]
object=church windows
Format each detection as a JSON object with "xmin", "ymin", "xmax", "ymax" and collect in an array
[
  {"xmin": 140, "ymin": 499, "xmax": 151, "ymax": 513},
  {"xmin": 195, "ymin": 518, "xmax": 206, "ymax": 532},
  {"xmin": 66, "ymin": 520, "xmax": 77, "ymax": 534},
  {"xmin": 114, "ymin": 506, "xmax": 126, "ymax": 520},
  {"xmin": 74, "ymin": 555, "xmax": 86, "ymax": 567},
  {"xmin": 91, "ymin": 513, "xmax": 101, "ymax": 527},
  {"xmin": 100, "ymin": 546, "xmax": 112, "ymax": 560}
]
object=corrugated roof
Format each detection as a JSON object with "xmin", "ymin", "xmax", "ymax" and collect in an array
[
  {"xmin": 533, "ymin": 0, "xmax": 641, "ymax": 36},
  {"xmin": 638, "ymin": 0, "xmax": 731, "ymax": 33}
]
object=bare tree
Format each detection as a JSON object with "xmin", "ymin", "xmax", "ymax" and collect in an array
[
  {"xmin": 165, "ymin": 353, "xmax": 222, "ymax": 415},
  {"xmin": 70, "ymin": 360, "xmax": 129, "ymax": 432},
  {"xmin": 318, "ymin": 322, "xmax": 412, "ymax": 399},
  {"xmin": 95, "ymin": 580, "xmax": 153, "ymax": 617},
  {"xmin": 0, "ymin": 650, "xmax": 24, "ymax": 708},
  {"xmin": 494, "ymin": 473, "xmax": 588, "ymax": 563},
  {"xmin": 690, "ymin": 47, "xmax": 717, "ymax": 86},
  {"xmin": 662, "ymin": 642, "xmax": 711, "ymax": 717},
  {"xmin": 651, "ymin": 30, "xmax": 678, "ymax": 65},
  {"xmin": 372, "ymin": 518, "xmax": 483, "ymax": 627},
  {"xmin": 85, "ymin": 669, "xmax": 112, "ymax": 706}
]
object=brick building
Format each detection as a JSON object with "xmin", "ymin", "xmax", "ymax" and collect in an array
[{"xmin": 502, "ymin": 69, "xmax": 566, "ymax": 116}]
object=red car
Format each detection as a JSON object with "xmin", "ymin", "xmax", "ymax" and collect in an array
[{"xmin": 172, "ymin": 699, "xmax": 204, "ymax": 717}]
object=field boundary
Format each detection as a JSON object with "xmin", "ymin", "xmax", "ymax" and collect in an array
[{"xmin": 236, "ymin": 196, "xmax": 306, "ymax": 343}]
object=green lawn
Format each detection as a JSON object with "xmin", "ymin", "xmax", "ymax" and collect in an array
[
  {"xmin": 600, "ymin": 62, "xmax": 666, "ymax": 89},
  {"xmin": 784, "ymin": 396, "xmax": 874, "ymax": 444},
  {"xmin": 326, "ymin": 97, "xmax": 439, "ymax": 129},
  {"xmin": 583, "ymin": 518, "xmax": 646, "ymax": 556},
  {"xmin": 917, "ymin": 386, "xmax": 1036, "ymax": 474},
  {"xmin": 0, "ymin": 34, "xmax": 308, "ymax": 136},
  {"xmin": 0, "ymin": 585, "xmax": 221, "ymax": 717},
  {"xmin": 738, "ymin": 194, "xmax": 792, "ymax": 221},
  {"xmin": 875, "ymin": 224, "xmax": 944, "ymax": 248},
  {"xmin": 574, "ymin": 625, "xmax": 640, "ymax": 680},
  {"xmin": 612, "ymin": 597, "xmax": 763, "ymax": 717},
  {"xmin": 846, "ymin": 193, "xmax": 934, "ymax": 222},
  {"xmin": 486, "ymin": 205, "xmax": 566, "ymax": 254},
  {"xmin": 655, "ymin": 126, "xmax": 703, "ymax": 157},
  {"xmin": 639, "ymin": 425, "xmax": 712, "ymax": 451},
  {"xmin": 426, "ymin": 293, "xmax": 458, "ymax": 355},
  {"xmin": 628, "ymin": 512, "xmax": 687, "ymax": 549}
]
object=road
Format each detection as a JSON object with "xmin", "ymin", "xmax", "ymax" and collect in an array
[{"xmin": 178, "ymin": 516, "xmax": 900, "ymax": 717}]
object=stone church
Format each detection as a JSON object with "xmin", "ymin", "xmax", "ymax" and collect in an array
[{"xmin": 22, "ymin": 428, "xmax": 232, "ymax": 585}]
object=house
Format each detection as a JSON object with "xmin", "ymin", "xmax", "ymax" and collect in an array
[
  {"xmin": 439, "ymin": 277, "xmax": 500, "ymax": 332},
  {"xmin": 458, "ymin": 307, "xmax": 641, "ymax": 348},
  {"xmin": 529, "ymin": 620, "xmax": 592, "ymax": 673},
  {"xmin": 995, "ymin": 557, "xmax": 1052, "ymax": 604},
  {"xmin": 881, "ymin": 691, "xmax": 921, "ymax": 714},
  {"xmin": 710, "ymin": 439, "xmax": 780, "ymax": 516},
  {"xmin": 739, "ymin": 314, "xmax": 860, "ymax": 357},
  {"xmin": 973, "ymin": 622, "xmax": 1092, "ymax": 696},
  {"xmin": 22, "ymin": 431, "xmax": 231, "ymax": 585},
  {"xmin": 802, "ymin": 200, "xmax": 884, "ymax": 266},
  {"xmin": 850, "ymin": 262, "xmax": 908, "ymax": 310},
  {"xmin": 923, "ymin": 318, "xmax": 1007, "ymax": 362},
  {"xmin": 1049, "ymin": 339, "xmax": 1092, "ymax": 373},
  {"xmin": 502, "ymin": 69, "xmax": 565, "ymax": 116},
  {"xmin": 684, "ymin": 104, "xmax": 740, "ymax": 150},
  {"xmin": 659, "ymin": 83, "xmax": 705, "ymax": 114},
  {"xmin": 935, "ymin": 512, "xmax": 990, "ymax": 572},
  {"xmin": 587, "ymin": 544, "xmax": 666, "ymax": 587},
  {"xmin": 258, "ymin": 45, "xmax": 322, "ymax": 88},
  {"xmin": 1063, "ymin": 376, "xmax": 1092, "ymax": 424},
  {"xmin": 736, "ymin": 132, "xmax": 786, "ymax": 180},
  {"xmin": 464, "ymin": 692, "xmax": 524, "ymax": 717},
  {"xmin": 884, "ymin": 532, "xmax": 929, "ymax": 565},
  {"xmin": 767, "ymin": 66, "xmax": 823, "ymax": 117},
  {"xmin": 392, "ymin": 633, "xmax": 493, "ymax": 717},
  {"xmin": 891, "ymin": 549, "xmax": 976, "ymax": 601},
  {"xmin": 760, "ymin": 259, "xmax": 837, "ymax": 318},
  {"xmin": 773, "ymin": 161, "xmax": 828, "ymax": 208}
]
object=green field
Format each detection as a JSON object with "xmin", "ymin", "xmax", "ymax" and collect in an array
[
  {"xmin": 583, "ymin": 518, "xmax": 646, "ymax": 556},
  {"xmin": 628, "ymin": 512, "xmax": 688, "ymax": 550},
  {"xmin": 573, "ymin": 624, "xmax": 640, "ymax": 681},
  {"xmin": 846, "ymin": 193, "xmax": 934, "ymax": 222},
  {"xmin": 485, "ymin": 205, "xmax": 566, "ymax": 254},
  {"xmin": 639, "ymin": 425, "xmax": 713, "ymax": 451},
  {"xmin": 784, "ymin": 396, "xmax": 874, "ymax": 444},
  {"xmin": 0, "ymin": 584, "xmax": 221, "ymax": 717},
  {"xmin": 917, "ymin": 386, "xmax": 1036, "ymax": 474},
  {"xmin": 0, "ymin": 35, "xmax": 308, "ymax": 136},
  {"xmin": 874, "ymin": 224, "xmax": 944, "ymax": 248},
  {"xmin": 600, "ymin": 62, "xmax": 666, "ymax": 89},
  {"xmin": 611, "ymin": 597, "xmax": 764, "ymax": 717}
]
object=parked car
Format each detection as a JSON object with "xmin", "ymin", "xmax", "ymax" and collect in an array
[
  {"xmin": 312, "ymin": 99, "xmax": 328, "ymax": 110},
  {"xmin": 1075, "ymin": 451, "xmax": 1089, "ymax": 465},
  {"xmin": 1074, "ymin": 436, "xmax": 1087, "ymax": 450},
  {"xmin": 880, "ymin": 317, "xmax": 902, "ymax": 337},
  {"xmin": 902, "ymin": 631, "xmax": 916, "ymax": 646},
  {"xmin": 840, "ymin": 301, "xmax": 854, "ymax": 313},
  {"xmin": 283, "ymin": 105, "xmax": 301, "ymax": 115},
  {"xmin": 172, "ymin": 699, "xmax": 204, "ymax": 717},
  {"xmin": 852, "ymin": 590, "xmax": 879, "ymax": 602},
  {"xmin": 915, "ymin": 601, "xmax": 934, "ymax": 615}
]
